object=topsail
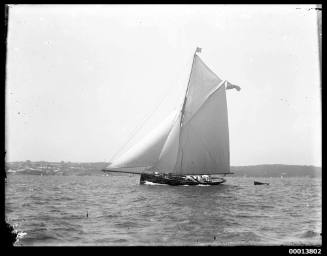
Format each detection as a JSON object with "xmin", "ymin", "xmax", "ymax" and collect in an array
[{"xmin": 106, "ymin": 50, "xmax": 236, "ymax": 175}]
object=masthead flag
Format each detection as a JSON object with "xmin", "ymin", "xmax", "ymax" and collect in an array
[{"xmin": 196, "ymin": 47, "xmax": 202, "ymax": 53}]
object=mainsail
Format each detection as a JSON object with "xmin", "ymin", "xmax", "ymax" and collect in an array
[{"xmin": 106, "ymin": 50, "xmax": 235, "ymax": 175}]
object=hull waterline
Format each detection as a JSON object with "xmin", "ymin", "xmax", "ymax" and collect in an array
[{"xmin": 140, "ymin": 173, "xmax": 226, "ymax": 186}]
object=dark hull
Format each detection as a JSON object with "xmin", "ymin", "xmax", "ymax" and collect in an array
[
  {"xmin": 140, "ymin": 173, "xmax": 226, "ymax": 186},
  {"xmin": 254, "ymin": 181, "xmax": 269, "ymax": 185}
]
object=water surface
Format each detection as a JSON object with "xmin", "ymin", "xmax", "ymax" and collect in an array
[{"xmin": 5, "ymin": 174, "xmax": 321, "ymax": 246}]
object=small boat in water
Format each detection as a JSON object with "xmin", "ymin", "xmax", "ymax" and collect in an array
[
  {"xmin": 254, "ymin": 181, "xmax": 269, "ymax": 185},
  {"xmin": 103, "ymin": 48, "xmax": 241, "ymax": 186}
]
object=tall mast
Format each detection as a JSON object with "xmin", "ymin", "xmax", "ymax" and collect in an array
[
  {"xmin": 178, "ymin": 47, "xmax": 200, "ymax": 171},
  {"xmin": 180, "ymin": 48, "xmax": 199, "ymax": 125}
]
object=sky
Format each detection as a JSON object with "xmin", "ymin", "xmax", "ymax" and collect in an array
[{"xmin": 6, "ymin": 4, "xmax": 321, "ymax": 166}]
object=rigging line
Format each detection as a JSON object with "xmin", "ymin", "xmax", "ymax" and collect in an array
[{"xmin": 110, "ymin": 82, "xmax": 177, "ymax": 163}]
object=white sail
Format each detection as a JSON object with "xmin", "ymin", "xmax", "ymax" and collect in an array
[
  {"xmin": 174, "ymin": 84, "xmax": 230, "ymax": 174},
  {"xmin": 106, "ymin": 111, "xmax": 177, "ymax": 171},
  {"xmin": 182, "ymin": 55, "xmax": 223, "ymax": 124},
  {"xmin": 107, "ymin": 51, "xmax": 232, "ymax": 175},
  {"xmin": 173, "ymin": 55, "xmax": 230, "ymax": 174},
  {"xmin": 154, "ymin": 55, "xmax": 230, "ymax": 174}
]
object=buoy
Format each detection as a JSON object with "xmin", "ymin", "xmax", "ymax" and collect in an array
[{"xmin": 86, "ymin": 211, "xmax": 88, "ymax": 218}]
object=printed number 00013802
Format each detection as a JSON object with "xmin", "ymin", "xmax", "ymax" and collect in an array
[{"xmin": 289, "ymin": 249, "xmax": 321, "ymax": 254}]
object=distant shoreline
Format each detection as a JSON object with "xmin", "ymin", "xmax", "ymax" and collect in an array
[
  {"xmin": 230, "ymin": 164, "xmax": 321, "ymax": 178},
  {"xmin": 5, "ymin": 162, "xmax": 321, "ymax": 178}
]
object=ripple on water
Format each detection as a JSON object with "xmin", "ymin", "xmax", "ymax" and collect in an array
[
  {"xmin": 5, "ymin": 175, "xmax": 322, "ymax": 246},
  {"xmin": 219, "ymin": 231, "xmax": 264, "ymax": 242}
]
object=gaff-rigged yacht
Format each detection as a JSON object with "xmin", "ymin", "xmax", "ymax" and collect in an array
[{"xmin": 103, "ymin": 48, "xmax": 241, "ymax": 185}]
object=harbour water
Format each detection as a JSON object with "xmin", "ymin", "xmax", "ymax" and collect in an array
[{"xmin": 5, "ymin": 174, "xmax": 321, "ymax": 246}]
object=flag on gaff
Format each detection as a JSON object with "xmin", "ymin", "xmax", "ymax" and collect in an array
[{"xmin": 225, "ymin": 80, "xmax": 241, "ymax": 91}]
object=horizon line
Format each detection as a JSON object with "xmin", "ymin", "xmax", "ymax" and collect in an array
[{"xmin": 5, "ymin": 160, "xmax": 322, "ymax": 168}]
